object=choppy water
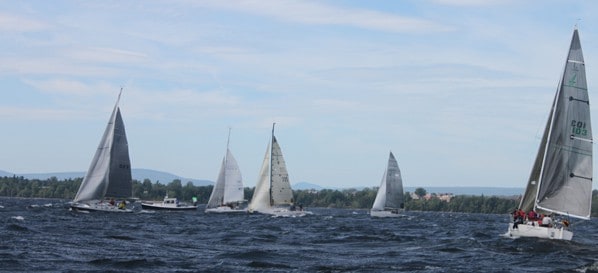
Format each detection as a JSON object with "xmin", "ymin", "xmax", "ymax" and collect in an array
[{"xmin": 1, "ymin": 197, "xmax": 597, "ymax": 273}]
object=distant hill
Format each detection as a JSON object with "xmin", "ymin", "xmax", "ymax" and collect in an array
[
  {"xmin": 131, "ymin": 168, "xmax": 213, "ymax": 186},
  {"xmin": 0, "ymin": 169, "xmax": 213, "ymax": 186}
]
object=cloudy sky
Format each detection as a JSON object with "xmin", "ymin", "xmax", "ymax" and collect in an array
[{"xmin": 1, "ymin": 0, "xmax": 598, "ymax": 189}]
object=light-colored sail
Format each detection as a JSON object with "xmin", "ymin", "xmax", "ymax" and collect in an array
[
  {"xmin": 222, "ymin": 149, "xmax": 244, "ymax": 204},
  {"xmin": 371, "ymin": 169, "xmax": 387, "ymax": 211},
  {"xmin": 249, "ymin": 124, "xmax": 301, "ymax": 215},
  {"xmin": 206, "ymin": 158, "xmax": 227, "ymax": 208},
  {"xmin": 270, "ymin": 136, "xmax": 294, "ymax": 206},
  {"xmin": 73, "ymin": 93, "xmax": 132, "ymax": 203},
  {"xmin": 207, "ymin": 130, "xmax": 245, "ymax": 210},
  {"xmin": 371, "ymin": 152, "xmax": 404, "ymax": 211},
  {"xmin": 518, "ymin": 29, "xmax": 593, "ymax": 220},
  {"xmin": 248, "ymin": 142, "xmax": 272, "ymax": 212}
]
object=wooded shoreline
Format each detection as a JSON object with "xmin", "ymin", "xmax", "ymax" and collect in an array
[{"xmin": 1, "ymin": 176, "xmax": 597, "ymax": 216}]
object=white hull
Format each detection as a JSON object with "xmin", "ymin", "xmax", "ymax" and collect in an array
[
  {"xmin": 249, "ymin": 208, "xmax": 312, "ymax": 217},
  {"xmin": 370, "ymin": 209, "xmax": 403, "ymax": 218},
  {"xmin": 71, "ymin": 201, "xmax": 133, "ymax": 213},
  {"xmin": 506, "ymin": 222, "xmax": 573, "ymax": 240},
  {"xmin": 140, "ymin": 202, "xmax": 197, "ymax": 211},
  {"xmin": 205, "ymin": 206, "xmax": 247, "ymax": 213}
]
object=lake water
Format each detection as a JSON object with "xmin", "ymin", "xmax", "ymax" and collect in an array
[{"xmin": 1, "ymin": 197, "xmax": 597, "ymax": 272}]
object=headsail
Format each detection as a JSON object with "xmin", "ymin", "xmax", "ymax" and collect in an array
[
  {"xmin": 248, "ymin": 142, "xmax": 272, "ymax": 212},
  {"xmin": 519, "ymin": 29, "xmax": 593, "ymax": 220},
  {"xmin": 207, "ymin": 158, "xmax": 227, "ymax": 208},
  {"xmin": 371, "ymin": 169, "xmax": 388, "ymax": 211}
]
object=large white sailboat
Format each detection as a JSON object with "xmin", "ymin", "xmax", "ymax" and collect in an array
[
  {"xmin": 205, "ymin": 129, "xmax": 246, "ymax": 213},
  {"xmin": 70, "ymin": 89, "xmax": 134, "ymax": 213},
  {"xmin": 248, "ymin": 123, "xmax": 310, "ymax": 217},
  {"xmin": 507, "ymin": 28, "xmax": 593, "ymax": 240},
  {"xmin": 371, "ymin": 151, "xmax": 405, "ymax": 218}
]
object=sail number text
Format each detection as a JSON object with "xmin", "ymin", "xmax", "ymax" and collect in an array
[{"xmin": 571, "ymin": 120, "xmax": 588, "ymax": 136}]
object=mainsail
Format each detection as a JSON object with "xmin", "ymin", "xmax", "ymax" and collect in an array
[
  {"xmin": 518, "ymin": 28, "xmax": 593, "ymax": 220},
  {"xmin": 372, "ymin": 152, "xmax": 404, "ymax": 211},
  {"xmin": 73, "ymin": 90, "xmax": 132, "ymax": 203},
  {"xmin": 270, "ymin": 135, "xmax": 294, "ymax": 206}
]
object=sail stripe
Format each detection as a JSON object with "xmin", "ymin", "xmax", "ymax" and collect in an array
[{"xmin": 570, "ymin": 135, "xmax": 593, "ymax": 143}]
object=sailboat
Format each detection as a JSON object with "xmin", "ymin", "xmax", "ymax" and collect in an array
[
  {"xmin": 248, "ymin": 123, "xmax": 310, "ymax": 217},
  {"xmin": 507, "ymin": 28, "xmax": 593, "ymax": 240},
  {"xmin": 370, "ymin": 151, "xmax": 405, "ymax": 218},
  {"xmin": 70, "ymin": 89, "xmax": 134, "ymax": 213},
  {"xmin": 205, "ymin": 129, "xmax": 246, "ymax": 213}
]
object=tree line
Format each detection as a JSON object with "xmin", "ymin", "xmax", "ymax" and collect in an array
[{"xmin": 1, "ymin": 175, "xmax": 597, "ymax": 216}]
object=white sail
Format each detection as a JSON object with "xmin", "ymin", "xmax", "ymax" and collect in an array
[
  {"xmin": 248, "ymin": 142, "xmax": 272, "ymax": 212},
  {"xmin": 371, "ymin": 151, "xmax": 404, "ymax": 211},
  {"xmin": 206, "ymin": 158, "xmax": 227, "ymax": 208},
  {"xmin": 207, "ymin": 129, "xmax": 245, "ymax": 210},
  {"xmin": 222, "ymin": 149, "xmax": 244, "ymax": 204},
  {"xmin": 270, "ymin": 136, "xmax": 294, "ymax": 206},
  {"xmin": 518, "ymin": 28, "xmax": 593, "ymax": 220},
  {"xmin": 371, "ymin": 169, "xmax": 387, "ymax": 211},
  {"xmin": 248, "ymin": 123, "xmax": 303, "ymax": 216},
  {"xmin": 73, "ymin": 91, "xmax": 132, "ymax": 203}
]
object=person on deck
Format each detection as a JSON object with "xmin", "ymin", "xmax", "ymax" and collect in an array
[
  {"xmin": 512, "ymin": 209, "xmax": 524, "ymax": 229},
  {"xmin": 541, "ymin": 215, "xmax": 553, "ymax": 227},
  {"xmin": 527, "ymin": 210, "xmax": 538, "ymax": 221},
  {"xmin": 118, "ymin": 200, "xmax": 126, "ymax": 210}
]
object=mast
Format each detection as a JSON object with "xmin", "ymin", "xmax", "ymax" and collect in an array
[
  {"xmin": 225, "ymin": 127, "xmax": 231, "ymax": 166},
  {"xmin": 269, "ymin": 122, "xmax": 275, "ymax": 206}
]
